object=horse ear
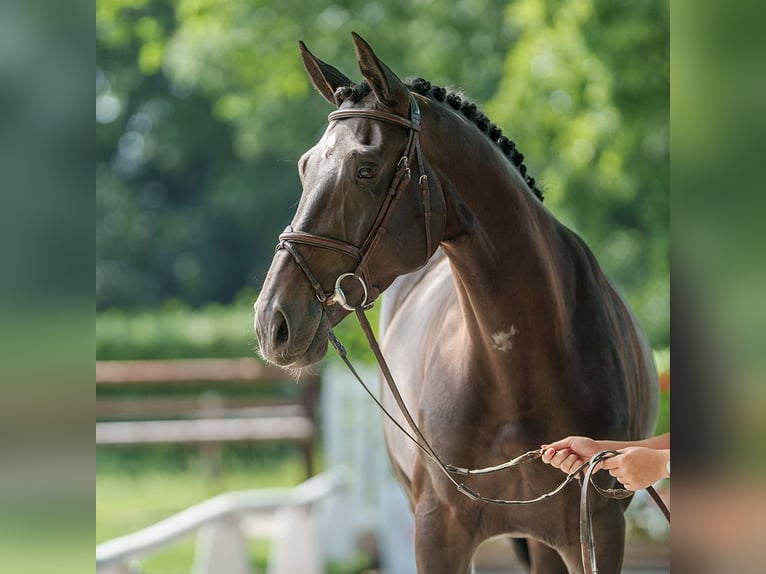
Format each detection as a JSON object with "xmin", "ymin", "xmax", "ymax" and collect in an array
[
  {"xmin": 299, "ymin": 41, "xmax": 352, "ymax": 106},
  {"xmin": 351, "ymin": 32, "xmax": 409, "ymax": 113}
]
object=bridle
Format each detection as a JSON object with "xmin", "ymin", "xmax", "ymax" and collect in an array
[
  {"xmin": 276, "ymin": 93, "xmax": 669, "ymax": 573},
  {"xmin": 277, "ymin": 94, "xmax": 433, "ymax": 311}
]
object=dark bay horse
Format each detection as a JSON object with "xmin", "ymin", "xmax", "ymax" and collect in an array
[{"xmin": 254, "ymin": 33, "xmax": 658, "ymax": 573}]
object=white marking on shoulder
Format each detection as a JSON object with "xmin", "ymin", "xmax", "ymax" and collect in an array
[{"xmin": 490, "ymin": 325, "xmax": 519, "ymax": 352}]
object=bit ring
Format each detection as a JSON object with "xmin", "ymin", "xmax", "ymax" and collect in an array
[{"xmin": 333, "ymin": 273, "xmax": 369, "ymax": 311}]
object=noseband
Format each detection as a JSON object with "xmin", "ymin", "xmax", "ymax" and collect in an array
[{"xmin": 277, "ymin": 94, "xmax": 433, "ymax": 311}]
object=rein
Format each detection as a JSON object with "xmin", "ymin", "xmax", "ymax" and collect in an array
[
  {"xmin": 330, "ymin": 312, "xmax": 669, "ymax": 574},
  {"xmin": 277, "ymin": 94, "xmax": 669, "ymax": 573}
]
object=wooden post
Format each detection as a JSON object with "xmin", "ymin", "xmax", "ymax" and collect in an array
[{"xmin": 198, "ymin": 391, "xmax": 224, "ymax": 479}]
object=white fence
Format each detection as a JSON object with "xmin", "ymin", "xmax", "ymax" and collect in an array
[
  {"xmin": 320, "ymin": 362, "xmax": 417, "ymax": 573},
  {"xmin": 96, "ymin": 469, "xmax": 348, "ymax": 574},
  {"xmin": 96, "ymin": 361, "xmax": 418, "ymax": 574}
]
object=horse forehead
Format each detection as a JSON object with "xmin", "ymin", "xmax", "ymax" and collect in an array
[
  {"xmin": 323, "ymin": 132, "xmax": 338, "ymax": 151},
  {"xmin": 308, "ymin": 129, "xmax": 368, "ymax": 165},
  {"xmin": 297, "ymin": 131, "xmax": 366, "ymax": 209},
  {"xmin": 315, "ymin": 117, "xmax": 399, "ymax": 158}
]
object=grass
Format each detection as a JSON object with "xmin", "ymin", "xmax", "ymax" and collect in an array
[
  {"xmin": 97, "ymin": 454, "xmax": 375, "ymax": 574},
  {"xmin": 96, "ymin": 458, "xmax": 306, "ymax": 573}
]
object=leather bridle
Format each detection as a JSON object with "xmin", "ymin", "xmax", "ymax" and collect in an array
[
  {"xmin": 276, "ymin": 93, "xmax": 668, "ymax": 573},
  {"xmin": 277, "ymin": 94, "xmax": 433, "ymax": 311}
]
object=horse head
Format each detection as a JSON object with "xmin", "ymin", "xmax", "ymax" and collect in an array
[{"xmin": 255, "ymin": 33, "xmax": 446, "ymax": 368}]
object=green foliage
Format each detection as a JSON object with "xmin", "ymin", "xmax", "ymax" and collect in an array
[
  {"xmin": 655, "ymin": 390, "xmax": 670, "ymax": 437},
  {"xmin": 96, "ymin": 295, "xmax": 257, "ymax": 360},
  {"xmin": 96, "ymin": 289, "xmax": 377, "ymax": 362},
  {"xmin": 486, "ymin": 0, "xmax": 669, "ymax": 345},
  {"xmin": 97, "ymin": 0, "xmax": 668, "ymax": 347},
  {"xmin": 96, "ymin": 0, "xmax": 520, "ymax": 310}
]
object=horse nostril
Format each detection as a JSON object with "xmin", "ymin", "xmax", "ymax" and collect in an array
[{"xmin": 275, "ymin": 310, "xmax": 290, "ymax": 348}]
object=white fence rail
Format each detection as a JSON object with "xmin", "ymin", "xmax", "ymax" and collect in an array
[
  {"xmin": 97, "ymin": 361, "xmax": 419, "ymax": 574},
  {"xmin": 96, "ymin": 469, "xmax": 348, "ymax": 574}
]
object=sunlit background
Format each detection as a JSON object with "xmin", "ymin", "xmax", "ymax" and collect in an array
[
  {"xmin": 96, "ymin": 0, "xmax": 668, "ymax": 345},
  {"xmin": 95, "ymin": 1, "xmax": 670, "ymax": 573}
]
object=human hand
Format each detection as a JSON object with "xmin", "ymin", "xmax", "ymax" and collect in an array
[
  {"xmin": 540, "ymin": 436, "xmax": 604, "ymax": 475},
  {"xmin": 600, "ymin": 447, "xmax": 670, "ymax": 491}
]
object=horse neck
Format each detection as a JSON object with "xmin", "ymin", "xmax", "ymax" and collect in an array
[{"xmin": 421, "ymin": 103, "xmax": 571, "ymax": 351}]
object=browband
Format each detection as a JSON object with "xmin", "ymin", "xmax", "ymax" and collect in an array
[{"xmin": 328, "ymin": 95, "xmax": 421, "ymax": 131}]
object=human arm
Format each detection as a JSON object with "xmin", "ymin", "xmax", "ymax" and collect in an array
[{"xmin": 540, "ymin": 433, "xmax": 670, "ymax": 477}]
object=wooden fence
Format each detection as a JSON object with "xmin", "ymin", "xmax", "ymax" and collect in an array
[{"xmin": 96, "ymin": 358, "xmax": 320, "ymax": 477}]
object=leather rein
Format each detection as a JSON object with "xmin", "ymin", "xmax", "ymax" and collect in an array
[{"xmin": 276, "ymin": 95, "xmax": 669, "ymax": 573}]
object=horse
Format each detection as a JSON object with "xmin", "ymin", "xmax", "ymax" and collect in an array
[{"xmin": 254, "ymin": 33, "xmax": 658, "ymax": 574}]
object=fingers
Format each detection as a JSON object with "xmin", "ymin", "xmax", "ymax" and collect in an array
[
  {"xmin": 598, "ymin": 454, "xmax": 635, "ymax": 489},
  {"xmin": 611, "ymin": 475, "xmax": 634, "ymax": 491},
  {"xmin": 541, "ymin": 445, "xmax": 642, "ymax": 490},
  {"xmin": 558, "ymin": 451, "xmax": 580, "ymax": 474},
  {"xmin": 541, "ymin": 437, "xmax": 574, "ymax": 451},
  {"xmin": 541, "ymin": 447, "xmax": 564, "ymax": 465},
  {"xmin": 600, "ymin": 453, "xmax": 620, "ymax": 470},
  {"xmin": 541, "ymin": 448, "xmax": 585, "ymax": 473},
  {"xmin": 599, "ymin": 454, "xmax": 621, "ymax": 476}
]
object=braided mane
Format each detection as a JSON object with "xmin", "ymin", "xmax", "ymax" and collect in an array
[{"xmin": 334, "ymin": 78, "xmax": 543, "ymax": 202}]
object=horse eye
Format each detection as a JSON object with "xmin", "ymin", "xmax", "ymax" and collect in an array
[{"xmin": 357, "ymin": 166, "xmax": 378, "ymax": 180}]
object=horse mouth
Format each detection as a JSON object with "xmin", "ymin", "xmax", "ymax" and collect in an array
[{"xmin": 268, "ymin": 312, "xmax": 332, "ymax": 369}]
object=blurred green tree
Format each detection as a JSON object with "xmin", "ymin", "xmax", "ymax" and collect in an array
[
  {"xmin": 96, "ymin": 0, "xmax": 668, "ymax": 346},
  {"xmin": 96, "ymin": 0, "xmax": 518, "ymax": 308},
  {"xmin": 486, "ymin": 0, "xmax": 669, "ymax": 345}
]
